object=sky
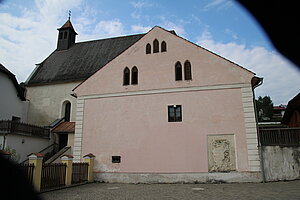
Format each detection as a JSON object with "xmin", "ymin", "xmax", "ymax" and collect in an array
[{"xmin": 0, "ymin": 0, "xmax": 299, "ymax": 105}]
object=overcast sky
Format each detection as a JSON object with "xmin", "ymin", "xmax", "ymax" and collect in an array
[{"xmin": 0, "ymin": 0, "xmax": 299, "ymax": 105}]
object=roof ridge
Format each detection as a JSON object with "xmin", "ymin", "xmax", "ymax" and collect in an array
[{"xmin": 76, "ymin": 33, "xmax": 146, "ymax": 45}]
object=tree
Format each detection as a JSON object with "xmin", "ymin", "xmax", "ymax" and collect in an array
[{"xmin": 255, "ymin": 96, "xmax": 274, "ymax": 121}]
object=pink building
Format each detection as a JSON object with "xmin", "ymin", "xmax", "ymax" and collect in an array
[{"xmin": 73, "ymin": 26, "xmax": 263, "ymax": 183}]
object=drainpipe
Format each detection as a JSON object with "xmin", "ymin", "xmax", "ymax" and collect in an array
[{"xmin": 252, "ymin": 77, "xmax": 266, "ymax": 182}]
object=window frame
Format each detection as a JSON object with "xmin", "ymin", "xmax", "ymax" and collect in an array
[
  {"xmin": 161, "ymin": 41, "xmax": 167, "ymax": 52},
  {"xmin": 168, "ymin": 105, "xmax": 182, "ymax": 122},
  {"xmin": 184, "ymin": 60, "xmax": 192, "ymax": 80},
  {"xmin": 153, "ymin": 39, "xmax": 159, "ymax": 53},
  {"xmin": 123, "ymin": 67, "xmax": 130, "ymax": 86},
  {"xmin": 63, "ymin": 31, "xmax": 67, "ymax": 39},
  {"xmin": 131, "ymin": 66, "xmax": 138, "ymax": 85},
  {"xmin": 175, "ymin": 62, "xmax": 183, "ymax": 81},
  {"xmin": 146, "ymin": 43, "xmax": 151, "ymax": 54}
]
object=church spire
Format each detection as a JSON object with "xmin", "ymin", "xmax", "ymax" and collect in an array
[{"xmin": 56, "ymin": 14, "xmax": 77, "ymax": 51}]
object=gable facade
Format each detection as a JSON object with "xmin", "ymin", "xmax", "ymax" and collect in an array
[{"xmin": 73, "ymin": 27, "xmax": 262, "ymax": 183}]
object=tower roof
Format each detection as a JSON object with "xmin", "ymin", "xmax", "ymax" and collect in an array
[{"xmin": 58, "ymin": 19, "xmax": 77, "ymax": 34}]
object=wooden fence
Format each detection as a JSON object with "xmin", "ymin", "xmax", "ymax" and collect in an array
[
  {"xmin": 20, "ymin": 163, "xmax": 35, "ymax": 185},
  {"xmin": 26, "ymin": 153, "xmax": 95, "ymax": 192},
  {"xmin": 258, "ymin": 127, "xmax": 300, "ymax": 146},
  {"xmin": 72, "ymin": 162, "xmax": 89, "ymax": 184},
  {"xmin": 41, "ymin": 163, "xmax": 67, "ymax": 191},
  {"xmin": 0, "ymin": 120, "xmax": 50, "ymax": 138}
]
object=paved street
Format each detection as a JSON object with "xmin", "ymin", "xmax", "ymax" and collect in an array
[{"xmin": 41, "ymin": 180, "xmax": 300, "ymax": 200}]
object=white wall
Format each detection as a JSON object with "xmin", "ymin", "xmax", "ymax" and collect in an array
[
  {"xmin": 3, "ymin": 134, "xmax": 51, "ymax": 162},
  {"xmin": 0, "ymin": 72, "xmax": 28, "ymax": 122},
  {"xmin": 26, "ymin": 81, "xmax": 80, "ymax": 126}
]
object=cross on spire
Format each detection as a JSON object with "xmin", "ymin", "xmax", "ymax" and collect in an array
[{"xmin": 68, "ymin": 10, "xmax": 71, "ymax": 20}]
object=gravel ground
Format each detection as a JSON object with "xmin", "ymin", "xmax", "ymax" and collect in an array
[{"xmin": 41, "ymin": 180, "xmax": 300, "ymax": 200}]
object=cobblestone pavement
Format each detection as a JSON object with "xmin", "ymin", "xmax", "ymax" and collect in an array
[{"xmin": 41, "ymin": 180, "xmax": 300, "ymax": 200}]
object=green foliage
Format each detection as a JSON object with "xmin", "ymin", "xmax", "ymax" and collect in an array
[
  {"xmin": 0, "ymin": 144, "xmax": 20, "ymax": 162},
  {"xmin": 255, "ymin": 96, "xmax": 274, "ymax": 121}
]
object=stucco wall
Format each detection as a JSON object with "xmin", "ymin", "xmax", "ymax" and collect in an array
[
  {"xmin": 262, "ymin": 146, "xmax": 300, "ymax": 181},
  {"xmin": 75, "ymin": 27, "xmax": 254, "ymax": 97},
  {"xmin": 73, "ymin": 27, "xmax": 260, "ymax": 180},
  {"xmin": 81, "ymin": 88, "xmax": 250, "ymax": 173},
  {"xmin": 26, "ymin": 81, "xmax": 80, "ymax": 126},
  {"xmin": 4, "ymin": 134, "xmax": 51, "ymax": 162},
  {"xmin": 0, "ymin": 72, "xmax": 28, "ymax": 121}
]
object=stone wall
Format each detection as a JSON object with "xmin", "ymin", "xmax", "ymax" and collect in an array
[{"xmin": 262, "ymin": 146, "xmax": 300, "ymax": 181}]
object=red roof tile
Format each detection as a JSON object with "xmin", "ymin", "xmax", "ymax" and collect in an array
[{"xmin": 52, "ymin": 122, "xmax": 75, "ymax": 133}]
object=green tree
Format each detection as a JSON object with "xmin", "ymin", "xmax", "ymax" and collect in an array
[{"xmin": 255, "ymin": 96, "xmax": 274, "ymax": 121}]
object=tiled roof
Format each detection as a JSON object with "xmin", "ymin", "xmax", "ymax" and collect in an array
[
  {"xmin": 26, "ymin": 33, "xmax": 145, "ymax": 85},
  {"xmin": 52, "ymin": 122, "xmax": 75, "ymax": 133},
  {"xmin": 58, "ymin": 19, "xmax": 76, "ymax": 33}
]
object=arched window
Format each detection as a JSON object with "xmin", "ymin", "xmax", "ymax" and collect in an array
[
  {"xmin": 146, "ymin": 43, "xmax": 151, "ymax": 54},
  {"xmin": 161, "ymin": 41, "xmax": 167, "ymax": 52},
  {"xmin": 62, "ymin": 101, "xmax": 71, "ymax": 122},
  {"xmin": 153, "ymin": 39, "xmax": 159, "ymax": 53},
  {"xmin": 175, "ymin": 62, "xmax": 182, "ymax": 81},
  {"xmin": 63, "ymin": 31, "xmax": 67, "ymax": 39},
  {"xmin": 184, "ymin": 61, "xmax": 192, "ymax": 80},
  {"xmin": 123, "ymin": 67, "xmax": 130, "ymax": 85},
  {"xmin": 59, "ymin": 32, "xmax": 63, "ymax": 39},
  {"xmin": 131, "ymin": 66, "xmax": 138, "ymax": 85}
]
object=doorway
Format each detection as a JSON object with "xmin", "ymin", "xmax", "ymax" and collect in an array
[{"xmin": 58, "ymin": 134, "xmax": 68, "ymax": 150}]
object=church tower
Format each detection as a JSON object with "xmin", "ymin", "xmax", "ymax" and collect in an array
[{"xmin": 57, "ymin": 19, "xmax": 77, "ymax": 51}]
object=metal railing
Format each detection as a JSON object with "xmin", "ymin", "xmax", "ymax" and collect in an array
[
  {"xmin": 0, "ymin": 120, "xmax": 50, "ymax": 138},
  {"xmin": 258, "ymin": 127, "xmax": 300, "ymax": 146},
  {"xmin": 72, "ymin": 162, "xmax": 89, "ymax": 184}
]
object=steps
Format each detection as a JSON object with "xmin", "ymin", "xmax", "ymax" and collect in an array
[{"xmin": 45, "ymin": 146, "xmax": 71, "ymax": 164}]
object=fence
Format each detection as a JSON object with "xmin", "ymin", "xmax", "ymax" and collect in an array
[
  {"xmin": 72, "ymin": 162, "xmax": 89, "ymax": 184},
  {"xmin": 27, "ymin": 153, "xmax": 95, "ymax": 192},
  {"xmin": 41, "ymin": 163, "xmax": 66, "ymax": 191},
  {"xmin": 0, "ymin": 120, "xmax": 50, "ymax": 138},
  {"xmin": 258, "ymin": 127, "xmax": 300, "ymax": 146},
  {"xmin": 20, "ymin": 163, "xmax": 35, "ymax": 185}
]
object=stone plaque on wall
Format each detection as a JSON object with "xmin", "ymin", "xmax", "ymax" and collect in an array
[{"xmin": 207, "ymin": 134, "xmax": 236, "ymax": 172}]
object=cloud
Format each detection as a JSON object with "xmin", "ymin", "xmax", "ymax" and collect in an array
[
  {"xmin": 93, "ymin": 19, "xmax": 124, "ymax": 38},
  {"xmin": 225, "ymin": 28, "xmax": 238, "ymax": 40},
  {"xmin": 0, "ymin": 0, "xmax": 82, "ymax": 82},
  {"xmin": 130, "ymin": 1, "xmax": 153, "ymax": 9},
  {"xmin": 131, "ymin": 25, "xmax": 152, "ymax": 33},
  {"xmin": 197, "ymin": 32, "xmax": 300, "ymax": 105},
  {"xmin": 159, "ymin": 19, "xmax": 185, "ymax": 36},
  {"xmin": 203, "ymin": 0, "xmax": 233, "ymax": 11}
]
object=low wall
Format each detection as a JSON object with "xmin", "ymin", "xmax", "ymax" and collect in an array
[
  {"xmin": 262, "ymin": 146, "xmax": 300, "ymax": 181},
  {"xmin": 94, "ymin": 172, "xmax": 262, "ymax": 183}
]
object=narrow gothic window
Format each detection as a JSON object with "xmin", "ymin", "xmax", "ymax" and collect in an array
[
  {"xmin": 161, "ymin": 41, "xmax": 167, "ymax": 52},
  {"xmin": 184, "ymin": 61, "xmax": 192, "ymax": 80},
  {"xmin": 175, "ymin": 62, "xmax": 182, "ymax": 81},
  {"xmin": 153, "ymin": 39, "xmax": 159, "ymax": 53},
  {"xmin": 146, "ymin": 43, "xmax": 151, "ymax": 54},
  {"xmin": 123, "ymin": 67, "xmax": 130, "ymax": 85},
  {"xmin": 131, "ymin": 66, "xmax": 138, "ymax": 85}
]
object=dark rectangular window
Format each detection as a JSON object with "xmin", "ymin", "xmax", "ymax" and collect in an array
[
  {"xmin": 168, "ymin": 105, "xmax": 182, "ymax": 122},
  {"xmin": 112, "ymin": 156, "xmax": 121, "ymax": 163}
]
